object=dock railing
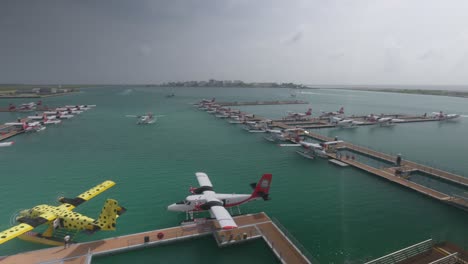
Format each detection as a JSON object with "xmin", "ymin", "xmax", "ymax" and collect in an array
[
  {"xmin": 270, "ymin": 217, "xmax": 319, "ymax": 264},
  {"xmin": 338, "ymin": 141, "xmax": 467, "ymax": 186},
  {"xmin": 364, "ymin": 239, "xmax": 434, "ymax": 264},
  {"xmin": 429, "ymin": 252, "xmax": 459, "ymax": 264},
  {"xmin": 38, "ymin": 248, "xmax": 92, "ymax": 264}
]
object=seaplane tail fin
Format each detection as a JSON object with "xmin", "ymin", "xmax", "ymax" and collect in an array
[
  {"xmin": 95, "ymin": 199, "xmax": 126, "ymax": 231},
  {"xmin": 250, "ymin": 174, "xmax": 272, "ymax": 201}
]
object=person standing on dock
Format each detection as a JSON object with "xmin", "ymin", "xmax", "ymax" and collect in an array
[
  {"xmin": 64, "ymin": 234, "xmax": 71, "ymax": 249},
  {"xmin": 396, "ymin": 154, "xmax": 402, "ymax": 167}
]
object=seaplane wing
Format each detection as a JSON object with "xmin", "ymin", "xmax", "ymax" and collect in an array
[
  {"xmin": 301, "ymin": 141, "xmax": 321, "ymax": 148},
  {"xmin": 57, "ymin": 180, "xmax": 116, "ymax": 211},
  {"xmin": 209, "ymin": 205, "xmax": 237, "ymax": 230},
  {"xmin": 0, "ymin": 211, "xmax": 57, "ymax": 244},
  {"xmin": 195, "ymin": 172, "xmax": 213, "ymax": 188},
  {"xmin": 4, "ymin": 122, "xmax": 23, "ymax": 126},
  {"xmin": 0, "ymin": 223, "xmax": 35, "ymax": 244}
]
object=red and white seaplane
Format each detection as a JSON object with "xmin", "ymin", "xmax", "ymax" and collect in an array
[
  {"xmin": 196, "ymin": 98, "xmax": 216, "ymax": 110},
  {"xmin": 18, "ymin": 102, "xmax": 37, "ymax": 112},
  {"xmin": 431, "ymin": 111, "xmax": 460, "ymax": 120},
  {"xmin": 7, "ymin": 101, "xmax": 42, "ymax": 112},
  {"xmin": 43, "ymin": 110, "xmax": 74, "ymax": 119},
  {"xmin": 5, "ymin": 121, "xmax": 46, "ymax": 132},
  {"xmin": 168, "ymin": 172, "xmax": 272, "ymax": 230},
  {"xmin": 320, "ymin": 107, "xmax": 344, "ymax": 117},
  {"xmin": 367, "ymin": 114, "xmax": 404, "ymax": 126},
  {"xmin": 27, "ymin": 113, "xmax": 61, "ymax": 125},
  {"xmin": 286, "ymin": 108, "xmax": 312, "ymax": 120},
  {"xmin": 330, "ymin": 116, "xmax": 364, "ymax": 128}
]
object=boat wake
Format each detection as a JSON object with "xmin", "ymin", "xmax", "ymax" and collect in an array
[{"xmin": 119, "ymin": 89, "xmax": 134, "ymax": 95}]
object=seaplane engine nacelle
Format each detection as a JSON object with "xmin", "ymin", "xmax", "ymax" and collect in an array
[
  {"xmin": 189, "ymin": 185, "xmax": 213, "ymax": 194},
  {"xmin": 198, "ymin": 200, "xmax": 224, "ymax": 210}
]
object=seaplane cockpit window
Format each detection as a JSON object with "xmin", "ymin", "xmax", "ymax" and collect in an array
[{"xmin": 176, "ymin": 200, "xmax": 185, "ymax": 205}]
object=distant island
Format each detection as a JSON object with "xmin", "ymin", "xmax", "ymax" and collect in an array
[
  {"xmin": 154, "ymin": 79, "xmax": 311, "ymax": 89},
  {"xmin": 347, "ymin": 88, "xmax": 468, "ymax": 98},
  {"xmin": 0, "ymin": 84, "xmax": 82, "ymax": 98}
]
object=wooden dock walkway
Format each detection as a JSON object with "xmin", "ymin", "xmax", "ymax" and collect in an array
[
  {"xmin": 0, "ymin": 213, "xmax": 312, "ymax": 264},
  {"xmin": 0, "ymin": 130, "xmax": 24, "ymax": 142},
  {"xmin": 297, "ymin": 129, "xmax": 468, "ymax": 187},
  {"xmin": 365, "ymin": 239, "xmax": 468, "ymax": 264}
]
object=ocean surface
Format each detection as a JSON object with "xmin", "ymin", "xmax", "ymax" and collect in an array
[{"xmin": 0, "ymin": 87, "xmax": 467, "ymax": 263}]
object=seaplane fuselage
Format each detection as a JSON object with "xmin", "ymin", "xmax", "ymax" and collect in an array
[{"xmin": 168, "ymin": 192, "xmax": 258, "ymax": 212}]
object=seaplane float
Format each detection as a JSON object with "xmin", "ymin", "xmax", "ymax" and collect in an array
[
  {"xmin": 0, "ymin": 180, "xmax": 126, "ymax": 246},
  {"xmin": 280, "ymin": 138, "xmax": 344, "ymax": 159},
  {"xmin": 168, "ymin": 172, "xmax": 271, "ymax": 229},
  {"xmin": 0, "ymin": 142, "xmax": 14, "ymax": 147},
  {"xmin": 5, "ymin": 121, "xmax": 46, "ymax": 132}
]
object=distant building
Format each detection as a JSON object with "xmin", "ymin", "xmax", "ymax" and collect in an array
[{"xmin": 39, "ymin": 87, "xmax": 57, "ymax": 94}]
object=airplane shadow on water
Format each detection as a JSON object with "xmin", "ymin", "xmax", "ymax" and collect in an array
[
  {"xmin": 437, "ymin": 120, "xmax": 461, "ymax": 128},
  {"xmin": 368, "ymin": 124, "xmax": 395, "ymax": 133}
]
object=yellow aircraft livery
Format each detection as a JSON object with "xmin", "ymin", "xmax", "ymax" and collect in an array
[{"xmin": 0, "ymin": 180, "xmax": 126, "ymax": 245}]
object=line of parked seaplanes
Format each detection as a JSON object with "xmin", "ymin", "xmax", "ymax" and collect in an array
[
  {"xmin": 42, "ymin": 111, "xmax": 74, "ymax": 119},
  {"xmin": 27, "ymin": 114, "xmax": 62, "ymax": 125},
  {"xmin": 366, "ymin": 114, "xmax": 405, "ymax": 126}
]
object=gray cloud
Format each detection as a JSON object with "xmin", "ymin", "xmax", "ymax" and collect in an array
[{"xmin": 1, "ymin": 0, "xmax": 468, "ymax": 85}]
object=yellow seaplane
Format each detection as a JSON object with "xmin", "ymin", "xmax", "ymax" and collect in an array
[{"xmin": 0, "ymin": 180, "xmax": 126, "ymax": 246}]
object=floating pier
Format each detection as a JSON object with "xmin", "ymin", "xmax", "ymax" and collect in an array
[
  {"xmin": 0, "ymin": 118, "xmax": 30, "ymax": 142},
  {"xmin": 195, "ymin": 101, "xmax": 468, "ymax": 211},
  {"xmin": 299, "ymin": 129, "xmax": 468, "ymax": 211},
  {"xmin": 0, "ymin": 213, "xmax": 312, "ymax": 264},
  {"xmin": 364, "ymin": 239, "xmax": 468, "ymax": 264}
]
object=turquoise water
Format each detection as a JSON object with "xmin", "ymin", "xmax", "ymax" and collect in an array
[{"xmin": 0, "ymin": 87, "xmax": 467, "ymax": 263}]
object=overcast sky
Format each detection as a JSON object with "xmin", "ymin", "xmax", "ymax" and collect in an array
[{"xmin": 1, "ymin": 0, "xmax": 468, "ymax": 86}]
